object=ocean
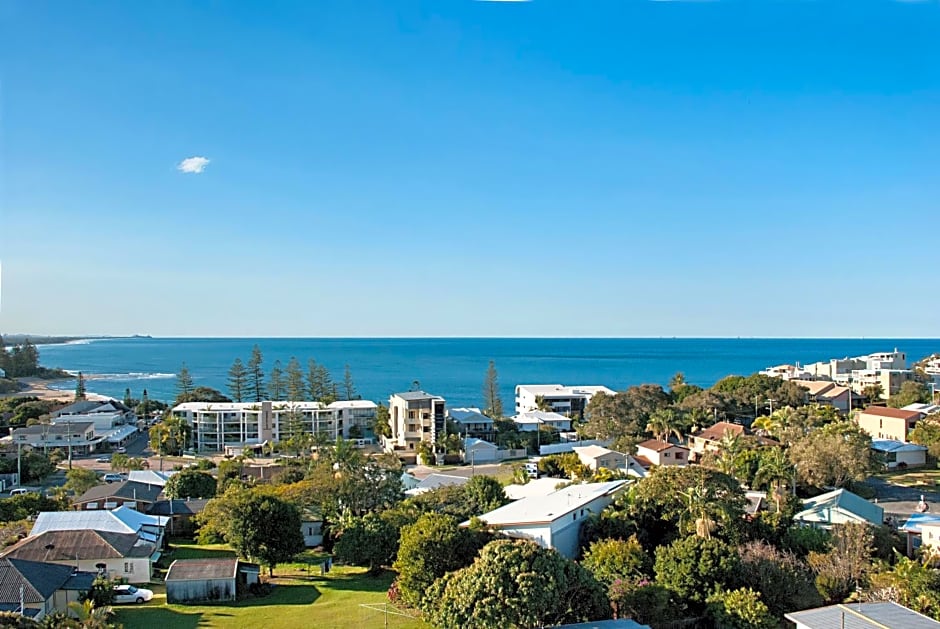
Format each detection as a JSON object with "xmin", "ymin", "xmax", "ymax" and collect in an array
[{"xmin": 36, "ymin": 337, "xmax": 940, "ymax": 408}]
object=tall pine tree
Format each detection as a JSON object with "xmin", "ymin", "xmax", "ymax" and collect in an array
[
  {"xmin": 74, "ymin": 372, "xmax": 87, "ymax": 401},
  {"xmin": 269, "ymin": 360, "xmax": 286, "ymax": 400},
  {"xmin": 228, "ymin": 358, "xmax": 248, "ymax": 402},
  {"xmin": 286, "ymin": 357, "xmax": 305, "ymax": 401},
  {"xmin": 343, "ymin": 364, "xmax": 357, "ymax": 401},
  {"xmin": 176, "ymin": 363, "xmax": 194, "ymax": 397},
  {"xmin": 482, "ymin": 360, "xmax": 503, "ymax": 418},
  {"xmin": 247, "ymin": 345, "xmax": 266, "ymax": 402}
]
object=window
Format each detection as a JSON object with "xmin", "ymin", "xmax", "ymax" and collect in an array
[
  {"xmin": 663, "ymin": 452, "xmax": 671, "ymax": 458},
  {"xmin": 675, "ymin": 452, "xmax": 684, "ymax": 460},
  {"xmin": 572, "ymin": 513, "xmax": 577, "ymax": 521},
  {"xmin": 124, "ymin": 562, "xmax": 134, "ymax": 573}
]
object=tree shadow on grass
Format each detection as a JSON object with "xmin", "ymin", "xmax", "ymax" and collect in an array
[
  {"xmin": 113, "ymin": 607, "xmax": 203, "ymax": 629},
  {"xmin": 234, "ymin": 583, "xmax": 321, "ymax": 607},
  {"xmin": 309, "ymin": 569, "xmax": 395, "ymax": 593}
]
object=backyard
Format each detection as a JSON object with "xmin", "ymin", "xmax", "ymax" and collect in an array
[{"xmin": 114, "ymin": 542, "xmax": 428, "ymax": 629}]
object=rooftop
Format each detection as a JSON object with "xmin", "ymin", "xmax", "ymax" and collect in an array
[
  {"xmin": 149, "ymin": 499, "xmax": 210, "ymax": 516},
  {"xmin": 513, "ymin": 410, "xmax": 571, "ymax": 424},
  {"xmin": 693, "ymin": 421, "xmax": 745, "ymax": 442},
  {"xmin": 871, "ymin": 439, "xmax": 928, "ymax": 453},
  {"xmin": 1, "ymin": 529, "xmax": 155, "ymax": 562},
  {"xmin": 327, "ymin": 400, "xmax": 378, "ymax": 410},
  {"xmin": 860, "ymin": 406, "xmax": 922, "ymax": 420},
  {"xmin": 31, "ymin": 506, "xmax": 168, "ymax": 540},
  {"xmin": 73, "ymin": 480, "xmax": 164, "ymax": 505},
  {"xmin": 636, "ymin": 439, "xmax": 686, "ymax": 453},
  {"xmin": 12, "ymin": 422, "xmax": 95, "ymax": 437},
  {"xmin": 572, "ymin": 445, "xmax": 617, "ymax": 459},
  {"xmin": 517, "ymin": 384, "xmax": 615, "ymax": 398},
  {"xmin": 127, "ymin": 470, "xmax": 176, "ymax": 486},
  {"xmin": 165, "ymin": 558, "xmax": 240, "ymax": 581},
  {"xmin": 785, "ymin": 602, "xmax": 940, "ymax": 628},
  {"xmin": 392, "ymin": 391, "xmax": 444, "ymax": 402},
  {"xmin": 471, "ymin": 480, "xmax": 627, "ymax": 527},
  {"xmin": 0, "ymin": 558, "xmax": 81, "ymax": 605},
  {"xmin": 796, "ymin": 488, "xmax": 884, "ymax": 526}
]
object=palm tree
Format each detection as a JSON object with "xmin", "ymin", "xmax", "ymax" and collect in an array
[
  {"xmin": 863, "ymin": 384, "xmax": 884, "ymax": 403},
  {"xmin": 645, "ymin": 409, "xmax": 684, "ymax": 443},
  {"xmin": 753, "ymin": 446, "xmax": 794, "ymax": 512},
  {"xmin": 66, "ymin": 600, "xmax": 115, "ymax": 629},
  {"xmin": 679, "ymin": 482, "xmax": 717, "ymax": 538},
  {"xmin": 751, "ymin": 414, "xmax": 778, "ymax": 438},
  {"xmin": 534, "ymin": 395, "xmax": 552, "ymax": 412}
]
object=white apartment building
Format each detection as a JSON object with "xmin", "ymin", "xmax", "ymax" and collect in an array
[
  {"xmin": 171, "ymin": 400, "xmax": 377, "ymax": 452},
  {"xmin": 386, "ymin": 391, "xmax": 446, "ymax": 451},
  {"xmin": 514, "ymin": 384, "xmax": 615, "ymax": 417}
]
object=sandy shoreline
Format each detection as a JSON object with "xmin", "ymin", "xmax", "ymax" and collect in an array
[{"xmin": 0, "ymin": 377, "xmax": 110, "ymax": 402}]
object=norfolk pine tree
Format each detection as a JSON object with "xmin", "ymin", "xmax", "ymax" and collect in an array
[
  {"xmin": 176, "ymin": 363, "xmax": 194, "ymax": 397},
  {"xmin": 343, "ymin": 364, "xmax": 357, "ymax": 400},
  {"xmin": 227, "ymin": 358, "xmax": 248, "ymax": 402},
  {"xmin": 247, "ymin": 345, "xmax": 266, "ymax": 402},
  {"xmin": 482, "ymin": 360, "xmax": 503, "ymax": 418},
  {"xmin": 286, "ymin": 357, "xmax": 305, "ymax": 401},
  {"xmin": 74, "ymin": 372, "xmax": 87, "ymax": 401},
  {"xmin": 268, "ymin": 360, "xmax": 286, "ymax": 400}
]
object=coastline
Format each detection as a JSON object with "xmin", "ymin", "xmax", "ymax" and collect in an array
[{"xmin": 0, "ymin": 377, "xmax": 110, "ymax": 402}]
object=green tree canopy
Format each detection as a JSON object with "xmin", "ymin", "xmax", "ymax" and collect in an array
[
  {"xmin": 789, "ymin": 421, "xmax": 875, "ymax": 489},
  {"xmin": 482, "ymin": 360, "xmax": 503, "ymax": 418},
  {"xmin": 888, "ymin": 381, "xmax": 931, "ymax": 408},
  {"xmin": 227, "ymin": 358, "xmax": 247, "ymax": 402},
  {"xmin": 334, "ymin": 512, "xmax": 400, "ymax": 574},
  {"xmin": 654, "ymin": 535, "xmax": 740, "ymax": 609},
  {"xmin": 706, "ymin": 587, "xmax": 777, "ymax": 629},
  {"xmin": 425, "ymin": 539, "xmax": 609, "ymax": 629},
  {"xmin": 173, "ymin": 387, "xmax": 231, "ymax": 405},
  {"xmin": 164, "ymin": 469, "xmax": 217, "ymax": 499},
  {"xmin": 582, "ymin": 535, "xmax": 649, "ymax": 588}
]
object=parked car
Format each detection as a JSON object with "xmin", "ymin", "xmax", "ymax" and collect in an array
[
  {"xmin": 9, "ymin": 488, "xmax": 30, "ymax": 496},
  {"xmin": 113, "ymin": 584, "xmax": 153, "ymax": 604},
  {"xmin": 115, "ymin": 447, "xmax": 127, "ymax": 454},
  {"xmin": 95, "ymin": 455, "xmax": 111, "ymax": 463},
  {"xmin": 102, "ymin": 473, "xmax": 124, "ymax": 483}
]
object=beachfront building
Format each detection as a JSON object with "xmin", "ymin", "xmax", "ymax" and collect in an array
[
  {"xmin": 386, "ymin": 391, "xmax": 446, "ymax": 451},
  {"xmin": 448, "ymin": 407, "xmax": 495, "ymax": 440},
  {"xmin": 514, "ymin": 384, "xmax": 615, "ymax": 418},
  {"xmin": 171, "ymin": 399, "xmax": 377, "ymax": 452},
  {"xmin": 11, "ymin": 422, "xmax": 98, "ymax": 454},
  {"xmin": 855, "ymin": 406, "xmax": 924, "ymax": 443}
]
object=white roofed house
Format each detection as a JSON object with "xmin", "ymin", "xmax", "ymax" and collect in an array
[
  {"xmin": 466, "ymin": 481, "xmax": 627, "ymax": 559},
  {"xmin": 31, "ymin": 506, "xmax": 168, "ymax": 549},
  {"xmin": 512, "ymin": 411, "xmax": 572, "ymax": 432},
  {"xmin": 448, "ymin": 407, "xmax": 494, "ymax": 440},
  {"xmin": 514, "ymin": 384, "xmax": 615, "ymax": 419},
  {"xmin": 572, "ymin": 445, "xmax": 627, "ymax": 473}
]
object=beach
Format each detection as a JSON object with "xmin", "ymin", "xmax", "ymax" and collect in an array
[{"xmin": 1, "ymin": 377, "xmax": 110, "ymax": 402}]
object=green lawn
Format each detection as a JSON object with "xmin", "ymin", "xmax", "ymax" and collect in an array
[
  {"xmin": 115, "ymin": 543, "xmax": 428, "ymax": 629},
  {"xmin": 877, "ymin": 466, "xmax": 940, "ymax": 489}
]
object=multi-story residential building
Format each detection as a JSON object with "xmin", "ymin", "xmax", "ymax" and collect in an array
[
  {"xmin": 850, "ymin": 369, "xmax": 916, "ymax": 398},
  {"xmin": 759, "ymin": 364, "xmax": 813, "ymax": 381},
  {"xmin": 386, "ymin": 391, "xmax": 446, "ymax": 451},
  {"xmin": 512, "ymin": 410, "xmax": 572, "ymax": 432},
  {"xmin": 514, "ymin": 384, "xmax": 615, "ymax": 417},
  {"xmin": 12, "ymin": 422, "xmax": 98, "ymax": 454},
  {"xmin": 171, "ymin": 400, "xmax": 377, "ymax": 453},
  {"xmin": 447, "ymin": 407, "xmax": 494, "ymax": 440},
  {"xmin": 855, "ymin": 406, "xmax": 924, "ymax": 443},
  {"xmin": 791, "ymin": 379, "xmax": 859, "ymax": 413}
]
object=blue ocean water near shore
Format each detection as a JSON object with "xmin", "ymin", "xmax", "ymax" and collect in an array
[{"xmin": 37, "ymin": 338, "xmax": 940, "ymax": 408}]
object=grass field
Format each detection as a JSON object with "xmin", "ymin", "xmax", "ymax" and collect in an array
[
  {"xmin": 877, "ymin": 466, "xmax": 940, "ymax": 489},
  {"xmin": 114, "ymin": 543, "xmax": 428, "ymax": 629}
]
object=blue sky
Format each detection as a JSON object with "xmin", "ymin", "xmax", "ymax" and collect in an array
[{"xmin": 2, "ymin": 0, "xmax": 938, "ymax": 337}]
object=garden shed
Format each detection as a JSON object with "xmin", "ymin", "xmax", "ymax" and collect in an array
[{"xmin": 165, "ymin": 558, "xmax": 259, "ymax": 604}]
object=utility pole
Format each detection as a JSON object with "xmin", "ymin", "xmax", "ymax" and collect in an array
[
  {"xmin": 67, "ymin": 419, "xmax": 73, "ymax": 470},
  {"xmin": 766, "ymin": 398, "xmax": 777, "ymax": 415},
  {"xmin": 16, "ymin": 442, "xmax": 21, "ymax": 487}
]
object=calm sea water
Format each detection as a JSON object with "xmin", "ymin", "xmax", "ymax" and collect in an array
[{"xmin": 36, "ymin": 338, "xmax": 940, "ymax": 408}]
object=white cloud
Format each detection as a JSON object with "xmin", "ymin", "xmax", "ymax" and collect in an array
[{"xmin": 177, "ymin": 156, "xmax": 210, "ymax": 174}]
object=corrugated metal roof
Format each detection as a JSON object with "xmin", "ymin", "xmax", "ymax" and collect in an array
[
  {"xmin": 1, "ymin": 530, "xmax": 155, "ymax": 562},
  {"xmin": 165, "ymin": 558, "xmax": 238, "ymax": 582},
  {"xmin": 796, "ymin": 488, "xmax": 884, "ymax": 526},
  {"xmin": 785, "ymin": 602, "xmax": 940, "ymax": 628}
]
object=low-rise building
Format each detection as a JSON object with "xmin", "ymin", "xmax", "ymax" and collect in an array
[
  {"xmin": 856, "ymin": 406, "xmax": 924, "ymax": 442},
  {"xmin": 512, "ymin": 411, "xmax": 572, "ymax": 432},
  {"xmin": 634, "ymin": 439, "xmax": 689, "ymax": 468},
  {"xmin": 386, "ymin": 391, "xmax": 446, "ymax": 451},
  {"xmin": 1, "ymin": 529, "xmax": 156, "ymax": 584},
  {"xmin": 448, "ymin": 408, "xmax": 494, "ymax": 439},
  {"xmin": 794, "ymin": 488, "xmax": 884, "ymax": 529},
  {"xmin": 463, "ymin": 438, "xmax": 499, "ymax": 464},
  {"xmin": 0, "ymin": 558, "xmax": 95, "ymax": 621},
  {"xmin": 149, "ymin": 499, "xmax": 209, "ymax": 537},
  {"xmin": 572, "ymin": 445, "xmax": 627, "ymax": 472},
  {"xmin": 72, "ymin": 481, "xmax": 164, "ymax": 512},
  {"xmin": 792, "ymin": 380, "xmax": 858, "ymax": 413},
  {"xmin": 165, "ymin": 558, "xmax": 259, "ymax": 604},
  {"xmin": 688, "ymin": 422, "xmax": 744, "ymax": 458},
  {"xmin": 403, "ymin": 473, "xmax": 468, "ymax": 497},
  {"xmin": 514, "ymin": 384, "xmax": 615, "ymax": 417},
  {"xmin": 467, "ymin": 481, "xmax": 628, "ymax": 558},
  {"xmin": 11, "ymin": 422, "xmax": 97, "ymax": 454},
  {"xmin": 31, "ymin": 506, "xmax": 168, "ymax": 549},
  {"xmin": 872, "ymin": 439, "xmax": 928, "ymax": 470},
  {"xmin": 901, "ymin": 512, "xmax": 940, "ymax": 556}
]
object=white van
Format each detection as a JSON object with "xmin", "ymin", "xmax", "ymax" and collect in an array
[
  {"xmin": 524, "ymin": 458, "xmax": 541, "ymax": 479},
  {"xmin": 9, "ymin": 488, "xmax": 30, "ymax": 496}
]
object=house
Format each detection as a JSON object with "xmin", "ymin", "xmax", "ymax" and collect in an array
[
  {"xmin": 149, "ymin": 499, "xmax": 209, "ymax": 536},
  {"xmin": 165, "ymin": 558, "xmax": 259, "ymax": 604},
  {"xmin": 792, "ymin": 380, "xmax": 858, "ymax": 412},
  {"xmin": 0, "ymin": 529, "xmax": 156, "ymax": 584},
  {"xmin": 463, "ymin": 438, "xmax": 499, "ymax": 463},
  {"xmin": 688, "ymin": 422, "xmax": 744, "ymax": 458},
  {"xmin": 871, "ymin": 439, "xmax": 928, "ymax": 469},
  {"xmin": 31, "ymin": 506, "xmax": 168, "ymax": 549},
  {"xmin": 127, "ymin": 470, "xmax": 176, "ymax": 487},
  {"xmin": 512, "ymin": 411, "xmax": 572, "ymax": 432},
  {"xmin": 467, "ymin": 480, "xmax": 627, "ymax": 558},
  {"xmin": 921, "ymin": 522, "xmax": 940, "ymax": 555},
  {"xmin": 903, "ymin": 402, "xmax": 940, "ymax": 416},
  {"xmin": 403, "ymin": 473, "xmax": 468, "ymax": 497},
  {"xmin": 72, "ymin": 480, "xmax": 164, "ymax": 512},
  {"xmin": 448, "ymin": 408, "xmax": 494, "ymax": 439},
  {"xmin": 300, "ymin": 511, "xmax": 324, "ymax": 547},
  {"xmin": 794, "ymin": 488, "xmax": 884, "ymax": 529},
  {"xmin": 901, "ymin": 512, "xmax": 940, "ymax": 556},
  {"xmin": 785, "ymin": 602, "xmax": 940, "ymax": 629},
  {"xmin": 634, "ymin": 439, "xmax": 689, "ymax": 467},
  {"xmin": 51, "ymin": 399, "xmax": 140, "ymax": 450},
  {"xmin": 11, "ymin": 422, "xmax": 98, "ymax": 455},
  {"xmin": 623, "ymin": 455, "xmax": 649, "ymax": 478},
  {"xmin": 386, "ymin": 391, "xmax": 446, "ymax": 451},
  {"xmin": 504, "ymin": 477, "xmax": 568, "ymax": 500},
  {"xmin": 572, "ymin": 445, "xmax": 626, "ymax": 472},
  {"xmin": 0, "ymin": 558, "xmax": 95, "ymax": 621},
  {"xmin": 514, "ymin": 384, "xmax": 615, "ymax": 418},
  {"xmin": 855, "ymin": 406, "xmax": 923, "ymax": 442}
]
